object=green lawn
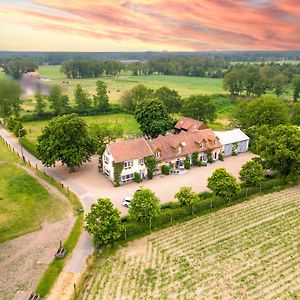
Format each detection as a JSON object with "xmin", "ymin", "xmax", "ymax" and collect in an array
[
  {"xmin": 23, "ymin": 113, "xmax": 141, "ymax": 144},
  {"xmin": 37, "ymin": 65, "xmax": 225, "ymax": 103},
  {"xmin": 0, "ymin": 140, "xmax": 67, "ymax": 243}
]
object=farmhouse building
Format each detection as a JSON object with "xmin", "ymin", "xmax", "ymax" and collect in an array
[
  {"xmin": 103, "ymin": 128, "xmax": 222, "ymax": 184},
  {"xmin": 213, "ymin": 129, "xmax": 250, "ymax": 156},
  {"xmin": 174, "ymin": 117, "xmax": 208, "ymax": 133}
]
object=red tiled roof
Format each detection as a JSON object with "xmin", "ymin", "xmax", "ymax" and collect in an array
[
  {"xmin": 174, "ymin": 117, "xmax": 208, "ymax": 132},
  {"xmin": 108, "ymin": 137, "xmax": 153, "ymax": 163},
  {"xmin": 148, "ymin": 129, "xmax": 221, "ymax": 161}
]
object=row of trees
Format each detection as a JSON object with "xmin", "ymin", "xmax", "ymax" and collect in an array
[
  {"xmin": 60, "ymin": 60, "xmax": 124, "ymax": 78},
  {"xmin": 84, "ymin": 159, "xmax": 267, "ymax": 246},
  {"xmin": 224, "ymin": 64, "xmax": 300, "ymax": 99},
  {"xmin": 34, "ymin": 81, "xmax": 110, "ymax": 116},
  {"xmin": 1, "ymin": 59, "xmax": 38, "ymax": 79}
]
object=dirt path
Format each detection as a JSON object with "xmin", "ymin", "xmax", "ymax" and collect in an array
[{"xmin": 0, "ymin": 164, "xmax": 75, "ymax": 300}]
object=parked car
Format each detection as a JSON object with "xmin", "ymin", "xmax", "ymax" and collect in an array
[{"xmin": 122, "ymin": 196, "xmax": 133, "ymax": 208}]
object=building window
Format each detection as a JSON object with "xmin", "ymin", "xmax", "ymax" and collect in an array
[
  {"xmin": 155, "ymin": 151, "xmax": 161, "ymax": 158},
  {"xmin": 214, "ymin": 152, "xmax": 218, "ymax": 160},
  {"xmin": 104, "ymin": 155, "xmax": 109, "ymax": 164},
  {"xmin": 138, "ymin": 158, "xmax": 144, "ymax": 165},
  {"xmin": 121, "ymin": 173, "xmax": 134, "ymax": 182},
  {"xmin": 124, "ymin": 160, "xmax": 133, "ymax": 169},
  {"xmin": 213, "ymin": 140, "xmax": 218, "ymax": 145},
  {"xmin": 200, "ymin": 142, "xmax": 205, "ymax": 148},
  {"xmin": 177, "ymin": 147, "xmax": 182, "ymax": 154}
]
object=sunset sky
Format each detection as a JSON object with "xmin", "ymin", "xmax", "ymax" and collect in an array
[{"xmin": 0, "ymin": 0, "xmax": 299, "ymax": 51}]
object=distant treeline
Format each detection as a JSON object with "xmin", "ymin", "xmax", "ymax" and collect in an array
[
  {"xmin": 224, "ymin": 63, "xmax": 300, "ymax": 97},
  {"xmin": 1, "ymin": 51, "xmax": 300, "ymax": 65},
  {"xmin": 60, "ymin": 57, "xmax": 229, "ymax": 78}
]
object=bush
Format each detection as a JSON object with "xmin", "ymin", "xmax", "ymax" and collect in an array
[
  {"xmin": 192, "ymin": 152, "xmax": 199, "ymax": 166},
  {"xmin": 207, "ymin": 156, "xmax": 213, "ymax": 163},
  {"xmin": 162, "ymin": 165, "xmax": 170, "ymax": 175},
  {"xmin": 219, "ymin": 152, "xmax": 224, "ymax": 161},
  {"xmin": 184, "ymin": 157, "xmax": 191, "ymax": 170},
  {"xmin": 134, "ymin": 172, "xmax": 141, "ymax": 183}
]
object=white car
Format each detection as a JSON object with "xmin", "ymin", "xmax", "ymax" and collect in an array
[{"xmin": 122, "ymin": 196, "xmax": 133, "ymax": 208}]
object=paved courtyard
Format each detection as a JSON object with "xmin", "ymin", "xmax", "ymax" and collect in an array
[{"xmin": 50, "ymin": 152, "xmax": 256, "ymax": 215}]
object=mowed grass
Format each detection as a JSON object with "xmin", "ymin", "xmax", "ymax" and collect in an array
[
  {"xmin": 0, "ymin": 140, "xmax": 67, "ymax": 243},
  {"xmin": 23, "ymin": 113, "xmax": 141, "ymax": 144},
  {"xmin": 82, "ymin": 187, "xmax": 300, "ymax": 299},
  {"xmin": 38, "ymin": 65, "xmax": 225, "ymax": 103}
]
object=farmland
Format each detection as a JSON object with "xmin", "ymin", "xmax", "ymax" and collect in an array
[
  {"xmin": 0, "ymin": 139, "xmax": 68, "ymax": 243},
  {"xmin": 37, "ymin": 65, "xmax": 225, "ymax": 103},
  {"xmin": 82, "ymin": 187, "xmax": 300, "ymax": 299}
]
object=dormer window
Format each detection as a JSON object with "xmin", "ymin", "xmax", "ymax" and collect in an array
[
  {"xmin": 155, "ymin": 151, "xmax": 161, "ymax": 158},
  {"xmin": 177, "ymin": 147, "xmax": 182, "ymax": 154},
  {"xmin": 200, "ymin": 141, "xmax": 205, "ymax": 148},
  {"xmin": 213, "ymin": 140, "xmax": 218, "ymax": 145}
]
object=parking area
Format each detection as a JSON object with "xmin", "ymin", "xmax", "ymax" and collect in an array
[{"xmin": 50, "ymin": 152, "xmax": 256, "ymax": 215}]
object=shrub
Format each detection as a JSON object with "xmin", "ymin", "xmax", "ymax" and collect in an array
[
  {"xmin": 162, "ymin": 165, "xmax": 170, "ymax": 175},
  {"xmin": 207, "ymin": 156, "xmax": 213, "ymax": 163},
  {"xmin": 219, "ymin": 152, "xmax": 224, "ymax": 161},
  {"xmin": 192, "ymin": 152, "xmax": 199, "ymax": 166},
  {"xmin": 184, "ymin": 157, "xmax": 191, "ymax": 169},
  {"xmin": 134, "ymin": 172, "xmax": 142, "ymax": 183}
]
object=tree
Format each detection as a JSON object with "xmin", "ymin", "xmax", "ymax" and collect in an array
[
  {"xmin": 271, "ymin": 73, "xmax": 289, "ymax": 97},
  {"xmin": 181, "ymin": 95, "xmax": 216, "ymax": 123},
  {"xmin": 3, "ymin": 59, "xmax": 38, "ymax": 79},
  {"xmin": 175, "ymin": 186, "xmax": 197, "ymax": 207},
  {"xmin": 239, "ymin": 160, "xmax": 265, "ymax": 187},
  {"xmin": 129, "ymin": 188, "xmax": 160, "ymax": 228},
  {"xmin": 85, "ymin": 198, "xmax": 123, "ymax": 246},
  {"xmin": 223, "ymin": 70, "xmax": 244, "ymax": 95},
  {"xmin": 235, "ymin": 95, "xmax": 289, "ymax": 129},
  {"xmin": 135, "ymin": 98, "xmax": 173, "ymax": 137},
  {"xmin": 290, "ymin": 103, "xmax": 300, "ymax": 125},
  {"xmin": 48, "ymin": 85, "xmax": 70, "ymax": 115},
  {"xmin": 34, "ymin": 93, "xmax": 46, "ymax": 115},
  {"xmin": 120, "ymin": 84, "xmax": 153, "ymax": 113},
  {"xmin": 254, "ymin": 125, "xmax": 300, "ymax": 177},
  {"xmin": 74, "ymin": 84, "xmax": 91, "ymax": 111},
  {"xmin": 292, "ymin": 75, "xmax": 300, "ymax": 102},
  {"xmin": 37, "ymin": 114, "xmax": 97, "ymax": 172},
  {"xmin": 93, "ymin": 81, "xmax": 109, "ymax": 112},
  {"xmin": 208, "ymin": 168, "xmax": 240, "ymax": 201},
  {"xmin": 153, "ymin": 86, "xmax": 182, "ymax": 113},
  {"xmin": 0, "ymin": 79, "xmax": 22, "ymax": 117},
  {"xmin": 144, "ymin": 156, "xmax": 157, "ymax": 179}
]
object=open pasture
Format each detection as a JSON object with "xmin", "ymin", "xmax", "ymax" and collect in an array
[
  {"xmin": 83, "ymin": 186, "xmax": 300, "ymax": 300},
  {"xmin": 38, "ymin": 65, "xmax": 225, "ymax": 103},
  {"xmin": 0, "ymin": 139, "xmax": 67, "ymax": 243}
]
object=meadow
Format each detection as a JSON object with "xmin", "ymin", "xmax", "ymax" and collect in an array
[
  {"xmin": 37, "ymin": 65, "xmax": 226, "ymax": 103},
  {"xmin": 82, "ymin": 187, "xmax": 300, "ymax": 299},
  {"xmin": 0, "ymin": 139, "xmax": 67, "ymax": 243}
]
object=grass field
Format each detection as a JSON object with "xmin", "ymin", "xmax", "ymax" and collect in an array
[
  {"xmin": 0, "ymin": 139, "xmax": 67, "ymax": 243},
  {"xmin": 82, "ymin": 187, "xmax": 300, "ymax": 299},
  {"xmin": 37, "ymin": 65, "xmax": 225, "ymax": 103}
]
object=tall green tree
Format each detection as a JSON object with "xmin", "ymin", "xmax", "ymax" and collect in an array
[
  {"xmin": 271, "ymin": 73, "xmax": 289, "ymax": 97},
  {"xmin": 175, "ymin": 186, "xmax": 197, "ymax": 207},
  {"xmin": 129, "ymin": 188, "xmax": 160, "ymax": 228},
  {"xmin": 223, "ymin": 70, "xmax": 244, "ymax": 95},
  {"xmin": 290, "ymin": 103, "xmax": 300, "ymax": 125},
  {"xmin": 74, "ymin": 84, "xmax": 91, "ymax": 111},
  {"xmin": 93, "ymin": 81, "xmax": 109, "ymax": 112},
  {"xmin": 144, "ymin": 156, "xmax": 157, "ymax": 179},
  {"xmin": 37, "ymin": 114, "xmax": 97, "ymax": 172},
  {"xmin": 239, "ymin": 160, "xmax": 265, "ymax": 187},
  {"xmin": 254, "ymin": 125, "xmax": 300, "ymax": 177},
  {"xmin": 85, "ymin": 198, "xmax": 123, "ymax": 246},
  {"xmin": 0, "ymin": 79, "xmax": 22, "ymax": 117},
  {"xmin": 135, "ymin": 98, "xmax": 173, "ymax": 137},
  {"xmin": 120, "ymin": 84, "xmax": 153, "ymax": 113},
  {"xmin": 181, "ymin": 95, "xmax": 216, "ymax": 123},
  {"xmin": 154, "ymin": 86, "xmax": 182, "ymax": 113},
  {"xmin": 292, "ymin": 75, "xmax": 300, "ymax": 102},
  {"xmin": 235, "ymin": 95, "xmax": 289, "ymax": 129},
  {"xmin": 47, "ymin": 85, "xmax": 70, "ymax": 115},
  {"xmin": 34, "ymin": 93, "xmax": 46, "ymax": 115},
  {"xmin": 208, "ymin": 168, "xmax": 240, "ymax": 201}
]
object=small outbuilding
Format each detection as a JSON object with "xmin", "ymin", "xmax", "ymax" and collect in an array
[{"xmin": 214, "ymin": 129, "xmax": 250, "ymax": 156}]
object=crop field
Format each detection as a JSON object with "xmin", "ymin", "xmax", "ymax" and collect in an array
[
  {"xmin": 37, "ymin": 65, "xmax": 225, "ymax": 103},
  {"xmin": 0, "ymin": 139, "xmax": 67, "ymax": 243},
  {"xmin": 82, "ymin": 187, "xmax": 300, "ymax": 300}
]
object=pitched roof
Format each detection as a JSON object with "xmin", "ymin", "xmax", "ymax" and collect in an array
[
  {"xmin": 148, "ymin": 129, "xmax": 221, "ymax": 161},
  {"xmin": 214, "ymin": 129, "xmax": 250, "ymax": 145},
  {"xmin": 108, "ymin": 137, "xmax": 153, "ymax": 163},
  {"xmin": 174, "ymin": 117, "xmax": 208, "ymax": 132}
]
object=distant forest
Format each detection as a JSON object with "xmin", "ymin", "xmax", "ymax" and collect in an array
[{"xmin": 1, "ymin": 50, "xmax": 300, "ymax": 65}]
